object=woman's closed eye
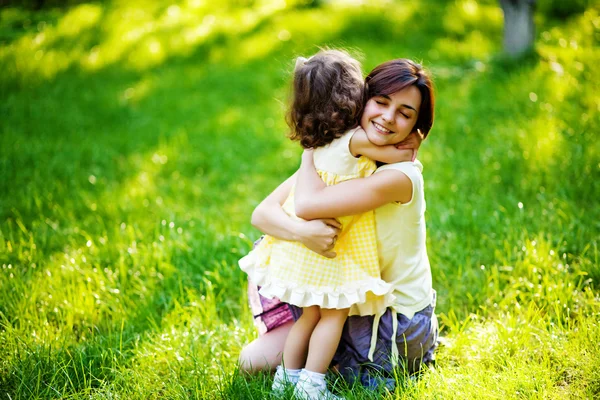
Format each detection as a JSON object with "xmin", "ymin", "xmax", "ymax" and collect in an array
[{"xmin": 398, "ymin": 109, "xmax": 413, "ymax": 119}]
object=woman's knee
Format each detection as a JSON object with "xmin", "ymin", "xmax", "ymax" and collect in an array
[
  {"xmin": 238, "ymin": 341, "xmax": 265, "ymax": 373},
  {"xmin": 238, "ymin": 321, "xmax": 294, "ymax": 373}
]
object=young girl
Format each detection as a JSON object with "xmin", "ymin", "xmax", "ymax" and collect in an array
[{"xmin": 239, "ymin": 50, "xmax": 416, "ymax": 399}]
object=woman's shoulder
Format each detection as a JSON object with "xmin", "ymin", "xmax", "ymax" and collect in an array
[
  {"xmin": 374, "ymin": 160, "xmax": 425, "ymax": 205},
  {"xmin": 376, "ymin": 160, "xmax": 424, "ymax": 175},
  {"xmin": 375, "ymin": 160, "xmax": 424, "ymax": 194}
]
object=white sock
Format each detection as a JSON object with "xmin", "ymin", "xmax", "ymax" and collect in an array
[
  {"xmin": 284, "ymin": 367, "xmax": 302, "ymax": 384},
  {"xmin": 301, "ymin": 369, "xmax": 327, "ymax": 388},
  {"xmin": 275, "ymin": 365, "xmax": 302, "ymax": 384}
]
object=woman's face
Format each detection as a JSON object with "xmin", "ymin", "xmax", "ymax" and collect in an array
[{"xmin": 360, "ymin": 85, "xmax": 421, "ymax": 146}]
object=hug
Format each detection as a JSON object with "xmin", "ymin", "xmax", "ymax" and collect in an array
[{"xmin": 238, "ymin": 49, "xmax": 437, "ymax": 399}]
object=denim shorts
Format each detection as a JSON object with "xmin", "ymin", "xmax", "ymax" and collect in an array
[
  {"xmin": 248, "ymin": 277, "xmax": 438, "ymax": 389},
  {"xmin": 332, "ymin": 292, "xmax": 438, "ymax": 389}
]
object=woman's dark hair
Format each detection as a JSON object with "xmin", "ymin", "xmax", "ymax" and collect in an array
[
  {"xmin": 287, "ymin": 49, "xmax": 365, "ymax": 149},
  {"xmin": 365, "ymin": 59, "xmax": 435, "ymax": 137}
]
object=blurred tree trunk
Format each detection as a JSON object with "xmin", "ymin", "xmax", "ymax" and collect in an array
[{"xmin": 500, "ymin": 0, "xmax": 536, "ymax": 57}]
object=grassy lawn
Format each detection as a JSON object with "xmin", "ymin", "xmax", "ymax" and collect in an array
[{"xmin": 1, "ymin": 0, "xmax": 599, "ymax": 398}]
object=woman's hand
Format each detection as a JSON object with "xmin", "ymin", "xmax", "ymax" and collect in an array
[{"xmin": 295, "ymin": 218, "xmax": 341, "ymax": 258}]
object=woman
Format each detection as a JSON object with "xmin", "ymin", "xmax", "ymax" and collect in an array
[{"xmin": 240, "ymin": 58, "xmax": 438, "ymax": 389}]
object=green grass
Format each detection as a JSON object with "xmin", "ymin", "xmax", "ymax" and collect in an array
[{"xmin": 1, "ymin": 0, "xmax": 599, "ymax": 398}]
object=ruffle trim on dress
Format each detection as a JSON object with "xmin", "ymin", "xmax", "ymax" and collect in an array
[{"xmin": 239, "ymin": 251, "xmax": 395, "ymax": 313}]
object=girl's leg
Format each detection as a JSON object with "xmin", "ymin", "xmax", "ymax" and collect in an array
[
  {"xmin": 292, "ymin": 308, "xmax": 349, "ymax": 399},
  {"xmin": 305, "ymin": 308, "xmax": 349, "ymax": 373},
  {"xmin": 238, "ymin": 320, "xmax": 294, "ymax": 373},
  {"xmin": 282, "ymin": 306, "xmax": 320, "ymax": 369}
]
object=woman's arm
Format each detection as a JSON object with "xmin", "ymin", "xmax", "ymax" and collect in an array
[
  {"xmin": 251, "ymin": 172, "xmax": 341, "ymax": 258},
  {"xmin": 350, "ymin": 128, "xmax": 415, "ymax": 164},
  {"xmin": 294, "ymin": 151, "xmax": 414, "ymax": 220}
]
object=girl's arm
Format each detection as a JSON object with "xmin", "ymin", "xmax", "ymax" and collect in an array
[
  {"xmin": 251, "ymin": 172, "xmax": 341, "ymax": 258},
  {"xmin": 350, "ymin": 128, "xmax": 416, "ymax": 164},
  {"xmin": 294, "ymin": 151, "xmax": 414, "ymax": 220}
]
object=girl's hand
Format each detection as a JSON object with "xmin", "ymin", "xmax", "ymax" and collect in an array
[
  {"xmin": 296, "ymin": 218, "xmax": 341, "ymax": 258},
  {"xmin": 395, "ymin": 130, "xmax": 424, "ymax": 161},
  {"xmin": 349, "ymin": 127, "xmax": 416, "ymax": 164}
]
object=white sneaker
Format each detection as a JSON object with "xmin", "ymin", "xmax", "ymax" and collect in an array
[
  {"xmin": 292, "ymin": 370, "xmax": 343, "ymax": 400},
  {"xmin": 272, "ymin": 365, "xmax": 298, "ymax": 396}
]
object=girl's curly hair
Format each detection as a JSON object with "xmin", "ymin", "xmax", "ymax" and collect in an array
[{"xmin": 286, "ymin": 49, "xmax": 365, "ymax": 149}]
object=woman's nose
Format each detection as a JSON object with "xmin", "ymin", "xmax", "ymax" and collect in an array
[{"xmin": 382, "ymin": 109, "xmax": 394, "ymax": 124}]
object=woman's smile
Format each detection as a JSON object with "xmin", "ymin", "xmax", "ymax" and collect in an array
[{"xmin": 372, "ymin": 121, "xmax": 393, "ymax": 134}]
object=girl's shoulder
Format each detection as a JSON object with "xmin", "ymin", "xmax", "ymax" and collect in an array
[
  {"xmin": 313, "ymin": 127, "xmax": 365, "ymax": 175},
  {"xmin": 316, "ymin": 126, "xmax": 361, "ymax": 154}
]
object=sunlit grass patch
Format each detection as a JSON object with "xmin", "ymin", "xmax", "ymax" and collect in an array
[{"xmin": 432, "ymin": 303, "xmax": 600, "ymax": 399}]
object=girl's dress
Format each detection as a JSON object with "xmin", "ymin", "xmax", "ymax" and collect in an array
[{"xmin": 239, "ymin": 127, "xmax": 392, "ymax": 315}]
